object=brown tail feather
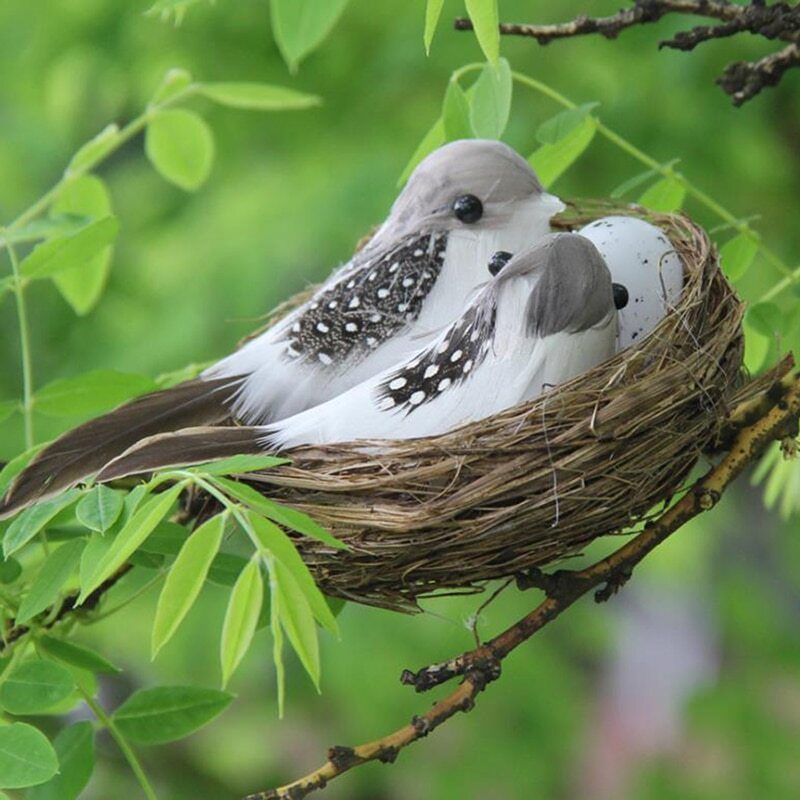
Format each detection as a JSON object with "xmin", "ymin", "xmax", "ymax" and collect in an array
[
  {"xmin": 96, "ymin": 426, "xmax": 264, "ymax": 482},
  {"xmin": 0, "ymin": 377, "xmax": 243, "ymax": 518}
]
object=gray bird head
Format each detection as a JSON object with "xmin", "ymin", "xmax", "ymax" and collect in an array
[
  {"xmin": 493, "ymin": 232, "xmax": 615, "ymax": 337},
  {"xmin": 385, "ymin": 139, "xmax": 560, "ymax": 238}
]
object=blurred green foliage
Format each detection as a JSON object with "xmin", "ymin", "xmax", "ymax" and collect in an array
[{"xmin": 0, "ymin": 1, "xmax": 799, "ymax": 798}]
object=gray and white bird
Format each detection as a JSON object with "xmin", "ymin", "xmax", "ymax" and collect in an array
[
  {"xmin": 1, "ymin": 139, "xmax": 563, "ymax": 516},
  {"xmin": 94, "ymin": 232, "xmax": 617, "ymax": 476}
]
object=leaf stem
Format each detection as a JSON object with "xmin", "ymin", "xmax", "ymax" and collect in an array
[
  {"xmin": 4, "ymin": 240, "xmax": 34, "ymax": 449},
  {"xmin": 80, "ymin": 687, "xmax": 160, "ymax": 800},
  {"xmin": 510, "ymin": 70, "xmax": 799, "ymax": 289}
]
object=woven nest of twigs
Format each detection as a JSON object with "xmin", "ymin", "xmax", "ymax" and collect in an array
[{"xmin": 225, "ymin": 200, "xmax": 755, "ymax": 611}]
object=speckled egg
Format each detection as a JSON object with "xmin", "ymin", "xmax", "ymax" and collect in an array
[{"xmin": 578, "ymin": 216, "xmax": 684, "ymax": 350}]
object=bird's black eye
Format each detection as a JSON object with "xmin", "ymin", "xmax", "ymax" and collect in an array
[
  {"xmin": 452, "ymin": 194, "xmax": 483, "ymax": 224},
  {"xmin": 613, "ymin": 283, "xmax": 629, "ymax": 310},
  {"xmin": 488, "ymin": 251, "xmax": 513, "ymax": 276}
]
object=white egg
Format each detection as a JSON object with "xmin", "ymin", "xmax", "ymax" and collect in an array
[{"xmin": 578, "ymin": 216, "xmax": 684, "ymax": 350}]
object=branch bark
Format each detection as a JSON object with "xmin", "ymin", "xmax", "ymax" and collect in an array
[
  {"xmin": 244, "ymin": 365, "xmax": 800, "ymax": 799},
  {"xmin": 454, "ymin": 1, "xmax": 800, "ymax": 105}
]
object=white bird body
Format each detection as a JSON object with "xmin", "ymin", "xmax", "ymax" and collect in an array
[{"xmin": 263, "ymin": 232, "xmax": 618, "ymax": 448}]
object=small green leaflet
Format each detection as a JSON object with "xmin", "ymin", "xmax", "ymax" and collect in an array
[
  {"xmin": 442, "ymin": 81, "xmax": 472, "ymax": 141},
  {"xmin": 20, "ymin": 217, "xmax": 119, "ymax": 281},
  {"xmin": 50, "ymin": 174, "xmax": 114, "ymax": 315},
  {"xmin": 112, "ymin": 685, "xmax": 234, "ymax": 745},
  {"xmin": 720, "ymin": 232, "xmax": 760, "ymax": 282},
  {"xmin": 27, "ymin": 722, "xmax": 94, "ymax": 800},
  {"xmin": 139, "ymin": 521, "xmax": 186, "ymax": 556},
  {"xmin": 0, "ymin": 215, "xmax": 91, "ymax": 248},
  {"xmin": 529, "ymin": 116, "xmax": 597, "ymax": 188},
  {"xmin": 150, "ymin": 68, "xmax": 193, "ymax": 106},
  {"xmin": 76, "ymin": 485, "xmax": 124, "ymax": 532},
  {"xmin": 78, "ymin": 483, "xmax": 185, "ymax": 603},
  {"xmin": 0, "ymin": 401, "xmax": 17, "ymax": 425},
  {"xmin": 247, "ymin": 511, "xmax": 337, "ymax": 636},
  {"xmin": 220, "ymin": 554, "xmax": 263, "ymax": 687},
  {"xmin": 272, "ymin": 558, "xmax": 320, "ymax": 689},
  {"xmin": 207, "ymin": 551, "xmax": 249, "ymax": 586},
  {"xmin": 3, "ymin": 490, "xmax": 81, "ymax": 558},
  {"xmin": 0, "ymin": 660, "xmax": 76, "ymax": 714},
  {"xmin": 536, "ymin": 103, "xmax": 599, "ymax": 146},
  {"xmin": 638, "ymin": 176, "xmax": 686, "ymax": 213},
  {"xmin": 0, "ymin": 557, "xmax": 21, "ymax": 585},
  {"xmin": 212, "ymin": 476, "xmax": 347, "ymax": 550},
  {"xmin": 469, "ymin": 58, "xmax": 512, "ymax": 139},
  {"xmin": 610, "ymin": 160, "xmax": 680, "ymax": 199},
  {"xmin": 424, "ymin": 0, "xmax": 445, "ymax": 54},
  {"xmin": 399, "ymin": 117, "xmax": 446, "ymax": 185},
  {"xmin": 151, "ymin": 513, "xmax": 226, "ymax": 657},
  {"xmin": 200, "ymin": 83, "xmax": 321, "ymax": 111},
  {"xmin": 155, "ymin": 361, "xmax": 209, "ymax": 388},
  {"xmin": 145, "ymin": 109, "xmax": 215, "ymax": 191},
  {"xmin": 16, "ymin": 540, "xmax": 85, "ymax": 624},
  {"xmin": 270, "ymin": 0, "xmax": 350, "ymax": 72},
  {"xmin": 192, "ymin": 453, "xmax": 289, "ymax": 476},
  {"xmin": 464, "ymin": 0, "xmax": 500, "ymax": 66},
  {"xmin": 37, "ymin": 636, "xmax": 121, "ymax": 675},
  {"xmin": 745, "ymin": 302, "xmax": 783, "ymax": 337},
  {"xmin": 66, "ymin": 124, "xmax": 121, "ymax": 174},
  {"xmin": 0, "ymin": 723, "xmax": 58, "ymax": 789},
  {"xmin": 270, "ymin": 564, "xmax": 286, "ymax": 716},
  {"xmin": 34, "ymin": 370, "xmax": 156, "ymax": 418}
]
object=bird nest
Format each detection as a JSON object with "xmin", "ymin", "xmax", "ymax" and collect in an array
[{"xmin": 227, "ymin": 200, "xmax": 752, "ymax": 611}]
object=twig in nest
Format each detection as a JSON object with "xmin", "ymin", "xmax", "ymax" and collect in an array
[
  {"xmin": 244, "ymin": 364, "xmax": 800, "ymax": 800},
  {"xmin": 453, "ymin": 1, "xmax": 800, "ymax": 105}
]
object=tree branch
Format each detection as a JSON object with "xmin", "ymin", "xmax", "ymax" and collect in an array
[
  {"xmin": 244, "ymin": 365, "xmax": 800, "ymax": 799},
  {"xmin": 454, "ymin": 1, "xmax": 800, "ymax": 105}
]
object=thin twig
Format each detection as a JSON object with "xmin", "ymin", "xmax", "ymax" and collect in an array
[
  {"xmin": 454, "ymin": 1, "xmax": 800, "ymax": 105},
  {"xmin": 244, "ymin": 365, "xmax": 800, "ymax": 799}
]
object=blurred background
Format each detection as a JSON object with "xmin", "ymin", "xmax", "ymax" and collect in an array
[{"xmin": 1, "ymin": 1, "xmax": 799, "ymax": 798}]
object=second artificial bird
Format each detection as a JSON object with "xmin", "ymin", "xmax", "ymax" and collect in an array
[
  {"xmin": 1, "ymin": 139, "xmax": 563, "ymax": 515},
  {"xmin": 97, "ymin": 233, "xmax": 618, "ymax": 479}
]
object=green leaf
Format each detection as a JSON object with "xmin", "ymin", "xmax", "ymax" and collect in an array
[
  {"xmin": 247, "ymin": 512, "xmax": 337, "ymax": 636},
  {"xmin": 610, "ymin": 160, "xmax": 679, "ymax": 199},
  {"xmin": 464, "ymin": 0, "xmax": 500, "ymax": 66},
  {"xmin": 192, "ymin": 454, "xmax": 289, "ymax": 476},
  {"xmin": 212, "ymin": 476, "xmax": 347, "ymax": 550},
  {"xmin": 536, "ymin": 103, "xmax": 599, "ymax": 145},
  {"xmin": 0, "ymin": 445, "xmax": 44, "ymax": 496},
  {"xmin": 199, "ymin": 83, "xmax": 320, "ymax": 111},
  {"xmin": 150, "ymin": 67, "xmax": 193, "ymax": 106},
  {"xmin": 20, "ymin": 218, "xmax": 118, "ymax": 281},
  {"xmin": 442, "ymin": 80, "xmax": 472, "ymax": 141},
  {"xmin": 0, "ymin": 723, "xmax": 58, "ymax": 788},
  {"xmin": 66, "ymin": 124, "xmax": 121, "ymax": 174},
  {"xmin": 146, "ymin": 0, "xmax": 205, "ymax": 25},
  {"xmin": 720, "ymin": 232, "xmax": 760, "ymax": 282},
  {"xmin": 37, "ymin": 636, "xmax": 120, "ymax": 675},
  {"xmin": 270, "ymin": 573, "xmax": 286, "ymax": 717},
  {"xmin": 220, "ymin": 554, "xmax": 263, "ymax": 686},
  {"xmin": 0, "ymin": 215, "xmax": 92, "ymax": 249},
  {"xmin": 3, "ymin": 490, "xmax": 81, "ymax": 558},
  {"xmin": 138, "ymin": 521, "xmax": 186, "ymax": 556},
  {"xmin": 638, "ymin": 176, "xmax": 686, "ymax": 213},
  {"xmin": 16, "ymin": 540, "xmax": 85, "ymax": 624},
  {"xmin": 273, "ymin": 558, "xmax": 320, "ymax": 688},
  {"xmin": 152, "ymin": 513, "xmax": 225, "ymax": 657},
  {"xmin": 399, "ymin": 117, "xmax": 446, "ymax": 185},
  {"xmin": 145, "ymin": 109, "xmax": 214, "ymax": 191},
  {"xmin": 0, "ymin": 660, "xmax": 76, "ymax": 714},
  {"xmin": 746, "ymin": 302, "xmax": 784, "ymax": 337},
  {"xmin": 76, "ymin": 486, "xmax": 124, "ymax": 533},
  {"xmin": 270, "ymin": 0, "xmax": 350, "ymax": 71},
  {"xmin": 50, "ymin": 175, "xmax": 114, "ymax": 315},
  {"xmin": 0, "ymin": 557, "xmax": 21, "ymax": 585},
  {"xmin": 207, "ymin": 551, "xmax": 249, "ymax": 586},
  {"xmin": 469, "ymin": 58, "xmax": 512, "ymax": 139},
  {"xmin": 154, "ymin": 362, "xmax": 209, "ymax": 388},
  {"xmin": 528, "ymin": 115, "xmax": 597, "ymax": 189},
  {"xmin": 0, "ymin": 401, "xmax": 17, "ymax": 425},
  {"xmin": 34, "ymin": 370, "xmax": 156, "ymax": 418},
  {"xmin": 112, "ymin": 686, "xmax": 233, "ymax": 745},
  {"xmin": 424, "ymin": 0, "xmax": 445, "ymax": 54},
  {"xmin": 27, "ymin": 722, "xmax": 94, "ymax": 800},
  {"xmin": 78, "ymin": 483, "xmax": 184, "ymax": 603}
]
